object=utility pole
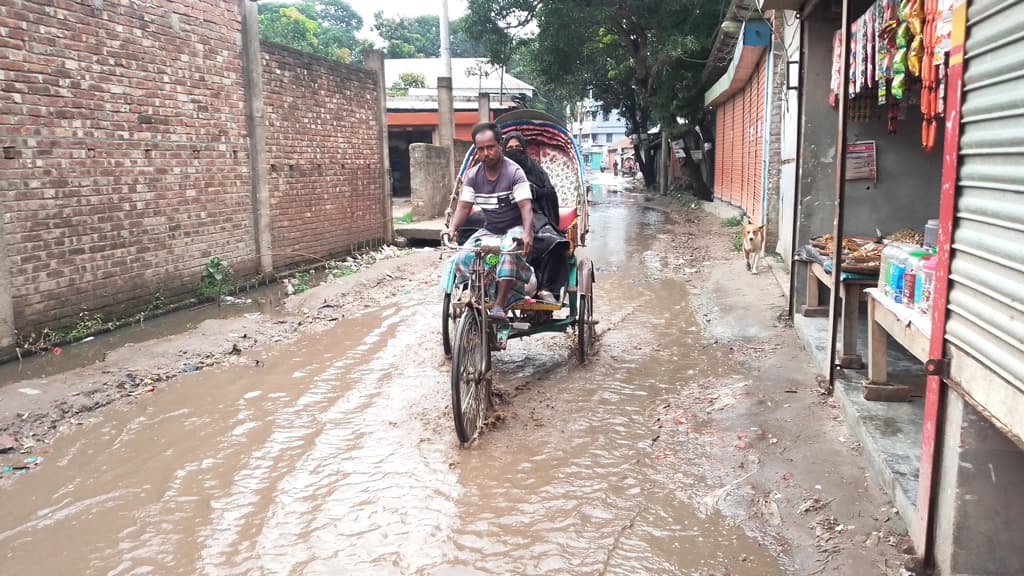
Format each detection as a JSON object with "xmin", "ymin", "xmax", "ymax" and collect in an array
[{"xmin": 437, "ymin": 0, "xmax": 455, "ymax": 178}]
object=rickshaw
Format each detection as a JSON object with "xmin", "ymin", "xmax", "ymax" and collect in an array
[{"xmin": 439, "ymin": 110, "xmax": 596, "ymax": 444}]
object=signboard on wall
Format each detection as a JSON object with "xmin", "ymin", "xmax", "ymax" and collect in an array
[{"xmin": 846, "ymin": 141, "xmax": 877, "ymax": 182}]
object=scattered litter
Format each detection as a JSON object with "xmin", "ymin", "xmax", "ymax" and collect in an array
[
  {"xmin": 244, "ymin": 391, "xmax": 262, "ymax": 400},
  {"xmin": 221, "ymin": 295, "xmax": 252, "ymax": 305},
  {"xmin": 757, "ymin": 491, "xmax": 783, "ymax": 526},
  {"xmin": 798, "ymin": 496, "xmax": 836, "ymax": 515},
  {"xmin": 76, "ymin": 337, "xmax": 95, "ymax": 344},
  {"xmin": 18, "ymin": 388, "xmax": 42, "ymax": 396},
  {"xmin": 2, "ymin": 456, "xmax": 43, "ymax": 476},
  {"xmin": 244, "ymin": 313, "xmax": 262, "ymax": 319},
  {"xmin": 864, "ymin": 531, "xmax": 881, "ymax": 547}
]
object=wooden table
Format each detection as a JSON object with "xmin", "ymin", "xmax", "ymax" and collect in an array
[
  {"xmin": 801, "ymin": 261, "xmax": 879, "ymax": 369},
  {"xmin": 866, "ymin": 288, "xmax": 931, "ymax": 384}
]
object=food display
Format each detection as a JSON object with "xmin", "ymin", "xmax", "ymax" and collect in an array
[
  {"xmin": 810, "ymin": 234, "xmax": 884, "ymax": 274},
  {"xmin": 885, "ymin": 228, "xmax": 925, "ymax": 245}
]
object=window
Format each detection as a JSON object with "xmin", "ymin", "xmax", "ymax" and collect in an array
[{"xmin": 605, "ymin": 133, "xmax": 613, "ymax": 143}]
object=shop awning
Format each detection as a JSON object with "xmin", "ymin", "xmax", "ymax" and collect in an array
[{"xmin": 703, "ymin": 20, "xmax": 772, "ymax": 108}]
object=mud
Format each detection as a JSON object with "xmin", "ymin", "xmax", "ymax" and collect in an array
[{"xmin": 0, "ymin": 180, "xmax": 907, "ymax": 575}]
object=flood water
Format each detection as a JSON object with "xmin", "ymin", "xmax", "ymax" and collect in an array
[{"xmin": 0, "ymin": 178, "xmax": 786, "ymax": 575}]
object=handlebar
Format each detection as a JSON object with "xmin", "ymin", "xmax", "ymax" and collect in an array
[{"xmin": 440, "ymin": 232, "xmax": 524, "ymax": 255}]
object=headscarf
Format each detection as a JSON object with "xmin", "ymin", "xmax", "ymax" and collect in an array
[{"xmin": 501, "ymin": 131, "xmax": 527, "ymax": 149}]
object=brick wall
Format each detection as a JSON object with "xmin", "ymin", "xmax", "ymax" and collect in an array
[
  {"xmin": 0, "ymin": 2, "xmax": 388, "ymax": 349},
  {"xmin": 0, "ymin": 0, "xmax": 255, "ymax": 338},
  {"xmin": 261, "ymin": 43, "xmax": 386, "ymax": 268}
]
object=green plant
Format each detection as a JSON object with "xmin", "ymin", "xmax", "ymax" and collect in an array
[
  {"xmin": 330, "ymin": 262, "xmax": 359, "ymax": 278},
  {"xmin": 196, "ymin": 257, "xmax": 237, "ymax": 301},
  {"xmin": 15, "ymin": 309, "xmax": 110, "ymax": 354},
  {"xmin": 395, "ymin": 212, "xmax": 414, "ymax": 224},
  {"xmin": 730, "ymin": 226, "xmax": 743, "ymax": 253},
  {"xmin": 292, "ymin": 272, "xmax": 312, "ymax": 294},
  {"xmin": 722, "ymin": 215, "xmax": 744, "ymax": 228}
]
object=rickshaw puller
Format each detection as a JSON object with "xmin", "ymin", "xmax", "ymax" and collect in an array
[{"xmin": 446, "ymin": 122, "xmax": 535, "ymax": 321}]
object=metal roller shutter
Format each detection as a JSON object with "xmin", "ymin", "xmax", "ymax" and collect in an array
[{"xmin": 945, "ymin": 0, "xmax": 1024, "ymax": 441}]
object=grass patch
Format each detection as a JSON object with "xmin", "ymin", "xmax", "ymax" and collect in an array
[
  {"xmin": 291, "ymin": 272, "xmax": 312, "ymax": 294},
  {"xmin": 730, "ymin": 226, "xmax": 744, "ymax": 253},
  {"xmin": 722, "ymin": 215, "xmax": 744, "ymax": 228},
  {"xmin": 395, "ymin": 212, "xmax": 414, "ymax": 225}
]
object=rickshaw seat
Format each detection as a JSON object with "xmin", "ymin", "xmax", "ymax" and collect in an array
[{"xmin": 558, "ymin": 207, "xmax": 577, "ymax": 231}]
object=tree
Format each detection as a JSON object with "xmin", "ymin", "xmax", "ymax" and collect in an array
[
  {"xmin": 373, "ymin": 13, "xmax": 487, "ymax": 59},
  {"xmin": 463, "ymin": 0, "xmax": 719, "ymax": 194},
  {"xmin": 258, "ymin": 1, "xmax": 370, "ymax": 64},
  {"xmin": 373, "ymin": 13, "xmax": 441, "ymax": 58}
]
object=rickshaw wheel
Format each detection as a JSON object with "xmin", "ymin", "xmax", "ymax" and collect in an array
[
  {"xmin": 576, "ymin": 293, "xmax": 594, "ymax": 364},
  {"xmin": 451, "ymin": 309, "xmax": 488, "ymax": 444},
  {"xmin": 442, "ymin": 292, "xmax": 453, "ymax": 357}
]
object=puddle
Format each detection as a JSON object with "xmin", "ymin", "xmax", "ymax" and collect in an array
[{"xmin": 0, "ymin": 193, "xmax": 786, "ymax": 575}]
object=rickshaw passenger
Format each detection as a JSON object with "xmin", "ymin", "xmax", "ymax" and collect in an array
[
  {"xmin": 501, "ymin": 131, "xmax": 570, "ymax": 303},
  {"xmin": 446, "ymin": 122, "xmax": 535, "ymax": 321}
]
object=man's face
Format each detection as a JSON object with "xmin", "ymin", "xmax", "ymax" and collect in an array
[{"xmin": 474, "ymin": 129, "xmax": 502, "ymax": 168}]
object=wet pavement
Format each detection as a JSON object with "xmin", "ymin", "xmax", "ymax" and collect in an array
[{"xmin": 0, "ymin": 178, "xmax": 789, "ymax": 575}]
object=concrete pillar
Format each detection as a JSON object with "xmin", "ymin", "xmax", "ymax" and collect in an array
[
  {"xmin": 658, "ymin": 131, "xmax": 669, "ymax": 195},
  {"xmin": 238, "ymin": 0, "xmax": 273, "ymax": 275},
  {"xmin": 932, "ymin": 388, "xmax": 1024, "ymax": 575},
  {"xmin": 437, "ymin": 76, "xmax": 455, "ymax": 179},
  {"xmin": 363, "ymin": 50, "xmax": 393, "ymax": 241},
  {"xmin": 478, "ymin": 92, "xmax": 490, "ymax": 123},
  {"xmin": 0, "ymin": 204, "xmax": 14, "ymax": 351}
]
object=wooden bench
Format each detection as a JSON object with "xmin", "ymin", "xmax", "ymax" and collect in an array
[
  {"xmin": 866, "ymin": 288, "xmax": 931, "ymax": 383},
  {"xmin": 802, "ymin": 261, "xmax": 878, "ymax": 369}
]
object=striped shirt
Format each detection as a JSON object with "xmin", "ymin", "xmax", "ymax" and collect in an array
[{"xmin": 460, "ymin": 157, "xmax": 532, "ymax": 234}]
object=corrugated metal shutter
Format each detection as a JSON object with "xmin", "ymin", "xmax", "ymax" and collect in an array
[
  {"xmin": 715, "ymin": 107, "xmax": 725, "ymax": 197},
  {"xmin": 753, "ymin": 58, "xmax": 767, "ymax": 224},
  {"xmin": 944, "ymin": 0, "xmax": 1024, "ymax": 440},
  {"xmin": 734, "ymin": 94, "xmax": 742, "ymax": 205}
]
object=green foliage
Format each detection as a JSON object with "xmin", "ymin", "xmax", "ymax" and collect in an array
[
  {"xmin": 291, "ymin": 272, "xmax": 312, "ymax": 294},
  {"xmin": 722, "ymin": 215, "xmax": 744, "ymax": 228},
  {"xmin": 395, "ymin": 211, "xmax": 414, "ymax": 224},
  {"xmin": 329, "ymin": 261, "xmax": 360, "ymax": 278},
  {"xmin": 373, "ymin": 13, "xmax": 486, "ymax": 59},
  {"xmin": 398, "ymin": 72, "xmax": 426, "ymax": 88},
  {"xmin": 463, "ymin": 0, "xmax": 720, "ymax": 186},
  {"xmin": 16, "ymin": 310, "xmax": 111, "ymax": 353},
  {"xmin": 730, "ymin": 227, "xmax": 744, "ymax": 253},
  {"xmin": 389, "ymin": 72, "xmax": 427, "ymax": 96},
  {"xmin": 196, "ymin": 257, "xmax": 237, "ymax": 301},
  {"xmin": 258, "ymin": 1, "xmax": 368, "ymax": 63}
]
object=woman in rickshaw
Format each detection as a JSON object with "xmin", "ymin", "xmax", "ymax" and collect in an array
[{"xmin": 501, "ymin": 131, "xmax": 571, "ymax": 304}]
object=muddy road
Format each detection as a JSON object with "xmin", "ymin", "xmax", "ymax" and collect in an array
[{"xmin": 0, "ymin": 179, "xmax": 905, "ymax": 575}]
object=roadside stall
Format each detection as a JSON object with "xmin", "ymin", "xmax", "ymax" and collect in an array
[{"xmin": 796, "ymin": 0, "xmax": 955, "ymax": 387}]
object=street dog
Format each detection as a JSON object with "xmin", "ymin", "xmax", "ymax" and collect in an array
[{"xmin": 742, "ymin": 220, "xmax": 766, "ymax": 274}]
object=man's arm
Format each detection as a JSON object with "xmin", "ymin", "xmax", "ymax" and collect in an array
[
  {"xmin": 445, "ymin": 169, "xmax": 477, "ymax": 242},
  {"xmin": 446, "ymin": 201, "xmax": 474, "ymax": 241}
]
